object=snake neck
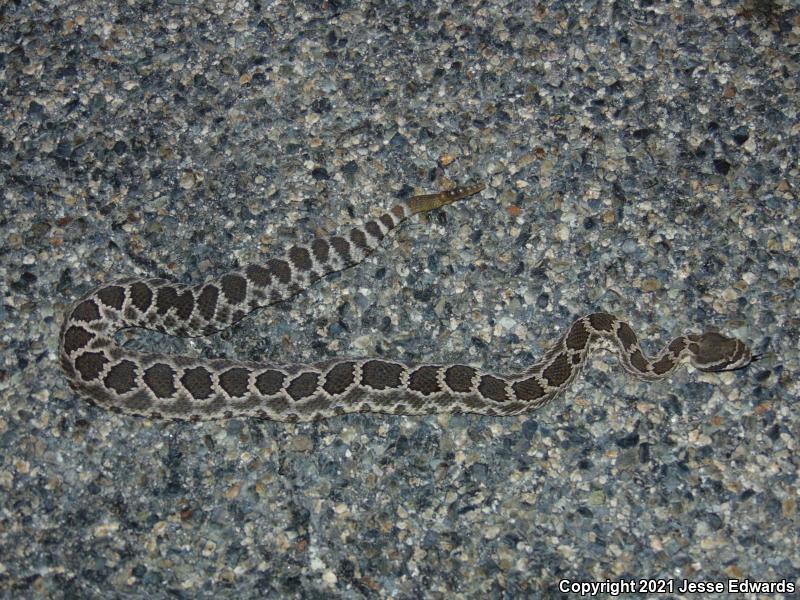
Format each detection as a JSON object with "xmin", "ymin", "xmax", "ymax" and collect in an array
[{"xmin": 521, "ymin": 315, "xmax": 695, "ymax": 384}]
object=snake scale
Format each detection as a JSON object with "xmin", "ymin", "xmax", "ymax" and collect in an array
[{"xmin": 58, "ymin": 183, "xmax": 753, "ymax": 421}]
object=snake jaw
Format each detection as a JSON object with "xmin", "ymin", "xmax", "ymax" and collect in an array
[{"xmin": 691, "ymin": 332, "xmax": 753, "ymax": 372}]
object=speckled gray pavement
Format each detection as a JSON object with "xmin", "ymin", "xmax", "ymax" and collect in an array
[{"xmin": 1, "ymin": 1, "xmax": 798, "ymax": 598}]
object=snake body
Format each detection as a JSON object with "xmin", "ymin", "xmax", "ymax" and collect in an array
[{"xmin": 58, "ymin": 184, "xmax": 752, "ymax": 421}]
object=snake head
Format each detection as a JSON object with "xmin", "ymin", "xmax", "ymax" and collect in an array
[{"xmin": 689, "ymin": 332, "xmax": 753, "ymax": 372}]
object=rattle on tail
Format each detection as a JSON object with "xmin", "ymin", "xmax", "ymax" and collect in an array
[{"xmin": 58, "ymin": 182, "xmax": 753, "ymax": 421}]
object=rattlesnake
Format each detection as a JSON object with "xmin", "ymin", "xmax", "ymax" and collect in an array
[{"xmin": 58, "ymin": 183, "xmax": 753, "ymax": 421}]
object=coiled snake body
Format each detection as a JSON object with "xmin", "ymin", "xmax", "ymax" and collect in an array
[{"xmin": 59, "ymin": 184, "xmax": 752, "ymax": 421}]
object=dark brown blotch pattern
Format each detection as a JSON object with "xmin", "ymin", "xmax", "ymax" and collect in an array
[
  {"xmin": 380, "ymin": 214, "xmax": 395, "ymax": 230},
  {"xmin": 182, "ymin": 367, "xmax": 214, "ymax": 400},
  {"xmin": 75, "ymin": 351, "xmax": 108, "ymax": 381},
  {"xmin": 513, "ymin": 377, "xmax": 545, "ymax": 402},
  {"xmin": 365, "ymin": 221, "xmax": 383, "ymax": 241},
  {"xmin": 256, "ymin": 370, "xmax": 285, "ymax": 396},
  {"xmin": 268, "ymin": 258, "xmax": 291, "ymax": 284},
  {"xmin": 219, "ymin": 367, "xmax": 251, "ymax": 397},
  {"xmin": 288, "ymin": 246, "xmax": 312, "ymax": 271},
  {"xmin": 444, "ymin": 365, "xmax": 476, "ymax": 393},
  {"xmin": 616, "ymin": 322, "xmax": 637, "ymax": 349},
  {"xmin": 72, "ymin": 299, "xmax": 101, "ymax": 322},
  {"xmin": 349, "ymin": 228, "xmax": 368, "ymax": 251},
  {"xmin": 143, "ymin": 363, "xmax": 177, "ymax": 398},
  {"xmin": 286, "ymin": 372, "xmax": 319, "ymax": 401},
  {"xmin": 311, "ymin": 238, "xmax": 329, "ymax": 263},
  {"xmin": 220, "ymin": 273, "xmax": 247, "ymax": 305},
  {"xmin": 197, "ymin": 285, "xmax": 219, "ymax": 321},
  {"xmin": 175, "ymin": 290, "xmax": 195, "ymax": 320},
  {"xmin": 361, "ymin": 360, "xmax": 403, "ymax": 390},
  {"xmin": 652, "ymin": 356, "xmax": 675, "ymax": 375},
  {"xmin": 130, "ymin": 281, "xmax": 153, "ymax": 312},
  {"xmin": 589, "ymin": 312, "xmax": 615, "ymax": 332},
  {"xmin": 246, "ymin": 264, "xmax": 272, "ymax": 287},
  {"xmin": 323, "ymin": 362, "xmax": 356, "ymax": 395},
  {"xmin": 478, "ymin": 375, "xmax": 508, "ymax": 402},
  {"xmin": 97, "ymin": 286, "xmax": 125, "ymax": 310},
  {"xmin": 668, "ymin": 337, "xmax": 687, "ymax": 354},
  {"xmin": 408, "ymin": 366, "xmax": 440, "ymax": 395},
  {"xmin": 542, "ymin": 353, "xmax": 571, "ymax": 387},
  {"xmin": 63, "ymin": 326, "xmax": 94, "ymax": 354},
  {"xmin": 330, "ymin": 237, "xmax": 351, "ymax": 263},
  {"xmin": 104, "ymin": 360, "xmax": 138, "ymax": 394},
  {"xmin": 566, "ymin": 320, "xmax": 590, "ymax": 350},
  {"xmin": 155, "ymin": 286, "xmax": 179, "ymax": 316},
  {"xmin": 629, "ymin": 350, "xmax": 649, "ymax": 372}
]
